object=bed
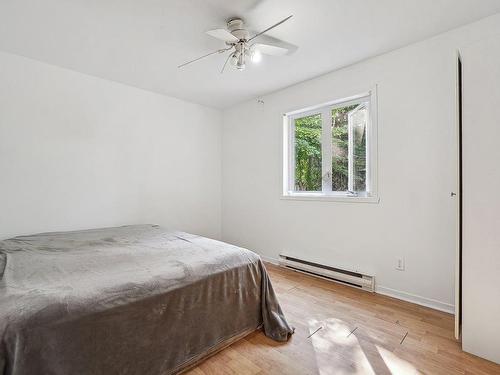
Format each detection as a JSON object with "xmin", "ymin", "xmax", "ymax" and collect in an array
[{"xmin": 0, "ymin": 224, "xmax": 293, "ymax": 375}]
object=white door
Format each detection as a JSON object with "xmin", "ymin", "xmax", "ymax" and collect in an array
[{"xmin": 461, "ymin": 35, "xmax": 500, "ymax": 364}]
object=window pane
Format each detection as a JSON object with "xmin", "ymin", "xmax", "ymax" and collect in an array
[
  {"xmin": 350, "ymin": 106, "xmax": 368, "ymax": 192},
  {"xmin": 294, "ymin": 113, "xmax": 322, "ymax": 191},
  {"xmin": 331, "ymin": 105, "xmax": 357, "ymax": 191}
]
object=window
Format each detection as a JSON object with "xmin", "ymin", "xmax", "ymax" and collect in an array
[{"xmin": 283, "ymin": 90, "xmax": 378, "ymax": 202}]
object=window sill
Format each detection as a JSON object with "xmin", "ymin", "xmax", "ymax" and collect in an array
[{"xmin": 281, "ymin": 193, "xmax": 380, "ymax": 203}]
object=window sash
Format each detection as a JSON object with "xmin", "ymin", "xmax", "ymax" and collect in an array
[
  {"xmin": 286, "ymin": 93, "xmax": 374, "ymax": 197},
  {"xmin": 347, "ymin": 102, "xmax": 368, "ymax": 194}
]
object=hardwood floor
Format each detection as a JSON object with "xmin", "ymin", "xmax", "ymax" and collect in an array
[{"xmin": 188, "ymin": 263, "xmax": 500, "ymax": 375}]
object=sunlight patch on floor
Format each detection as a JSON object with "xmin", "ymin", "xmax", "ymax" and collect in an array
[
  {"xmin": 308, "ymin": 318, "xmax": 376, "ymax": 374},
  {"xmin": 376, "ymin": 345, "xmax": 421, "ymax": 375},
  {"xmin": 305, "ymin": 317, "xmax": 421, "ymax": 375}
]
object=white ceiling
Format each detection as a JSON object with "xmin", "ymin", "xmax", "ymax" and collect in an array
[{"xmin": 1, "ymin": 0, "xmax": 500, "ymax": 108}]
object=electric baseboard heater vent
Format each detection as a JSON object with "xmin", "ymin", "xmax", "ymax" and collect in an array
[{"xmin": 279, "ymin": 254, "xmax": 375, "ymax": 292}]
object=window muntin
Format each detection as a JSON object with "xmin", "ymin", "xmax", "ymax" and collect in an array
[{"xmin": 284, "ymin": 92, "xmax": 376, "ymax": 200}]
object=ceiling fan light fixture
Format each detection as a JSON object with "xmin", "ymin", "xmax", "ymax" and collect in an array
[
  {"xmin": 230, "ymin": 52, "xmax": 239, "ymax": 66},
  {"xmin": 236, "ymin": 53, "xmax": 246, "ymax": 70}
]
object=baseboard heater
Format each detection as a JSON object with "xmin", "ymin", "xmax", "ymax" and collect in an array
[{"xmin": 279, "ymin": 254, "xmax": 375, "ymax": 292}]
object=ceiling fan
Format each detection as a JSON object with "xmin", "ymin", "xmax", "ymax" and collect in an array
[{"xmin": 178, "ymin": 15, "xmax": 293, "ymax": 73}]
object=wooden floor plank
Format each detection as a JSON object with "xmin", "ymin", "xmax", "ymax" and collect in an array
[{"xmin": 187, "ymin": 263, "xmax": 500, "ymax": 375}]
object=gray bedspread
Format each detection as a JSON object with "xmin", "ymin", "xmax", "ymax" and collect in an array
[{"xmin": 0, "ymin": 225, "xmax": 293, "ymax": 375}]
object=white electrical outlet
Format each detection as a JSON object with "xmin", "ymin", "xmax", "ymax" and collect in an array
[{"xmin": 396, "ymin": 258, "xmax": 405, "ymax": 271}]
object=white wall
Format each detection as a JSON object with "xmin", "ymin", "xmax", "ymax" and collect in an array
[
  {"xmin": 221, "ymin": 14, "xmax": 500, "ymax": 314},
  {"xmin": 0, "ymin": 51, "xmax": 222, "ymax": 240},
  {"xmin": 461, "ymin": 35, "xmax": 500, "ymax": 364}
]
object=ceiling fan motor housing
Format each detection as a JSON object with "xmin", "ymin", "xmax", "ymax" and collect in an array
[{"xmin": 227, "ymin": 18, "xmax": 249, "ymax": 41}]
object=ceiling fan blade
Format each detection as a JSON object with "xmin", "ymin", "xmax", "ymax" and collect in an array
[
  {"xmin": 248, "ymin": 15, "xmax": 293, "ymax": 42},
  {"xmin": 256, "ymin": 34, "xmax": 298, "ymax": 55},
  {"xmin": 206, "ymin": 29, "xmax": 239, "ymax": 43},
  {"xmin": 253, "ymin": 43, "xmax": 288, "ymax": 56},
  {"xmin": 178, "ymin": 47, "xmax": 232, "ymax": 68}
]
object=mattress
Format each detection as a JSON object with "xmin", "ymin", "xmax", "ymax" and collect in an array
[{"xmin": 0, "ymin": 225, "xmax": 293, "ymax": 374}]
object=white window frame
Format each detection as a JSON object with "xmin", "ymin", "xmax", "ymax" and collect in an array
[{"xmin": 282, "ymin": 88, "xmax": 379, "ymax": 203}]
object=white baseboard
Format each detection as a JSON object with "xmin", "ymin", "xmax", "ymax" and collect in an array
[
  {"xmin": 375, "ymin": 285, "xmax": 455, "ymax": 314},
  {"xmin": 261, "ymin": 254, "xmax": 454, "ymax": 314},
  {"xmin": 261, "ymin": 255, "xmax": 280, "ymax": 265}
]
